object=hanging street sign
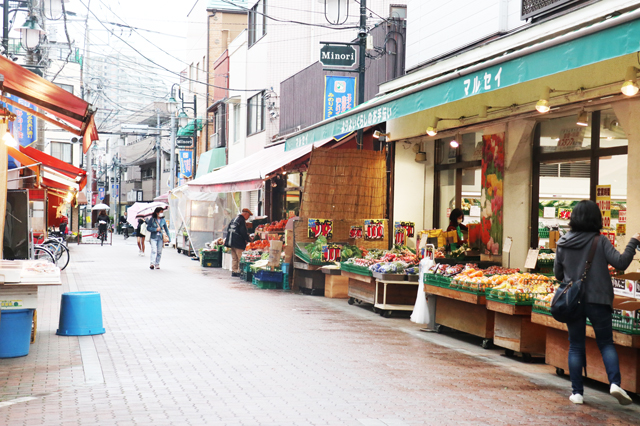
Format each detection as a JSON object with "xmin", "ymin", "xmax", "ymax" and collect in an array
[
  {"xmin": 320, "ymin": 44, "xmax": 357, "ymax": 68},
  {"xmin": 176, "ymin": 137, "xmax": 193, "ymax": 148}
]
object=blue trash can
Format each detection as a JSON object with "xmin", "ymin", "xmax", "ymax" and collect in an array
[
  {"xmin": 56, "ymin": 292, "xmax": 106, "ymax": 336},
  {"xmin": 0, "ymin": 309, "xmax": 35, "ymax": 358}
]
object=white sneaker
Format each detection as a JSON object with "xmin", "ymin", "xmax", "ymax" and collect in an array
[
  {"xmin": 569, "ymin": 393, "xmax": 584, "ymax": 404},
  {"xmin": 610, "ymin": 384, "xmax": 633, "ymax": 405}
]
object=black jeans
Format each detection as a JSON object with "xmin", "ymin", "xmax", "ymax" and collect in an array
[{"xmin": 566, "ymin": 303, "xmax": 620, "ymax": 395}]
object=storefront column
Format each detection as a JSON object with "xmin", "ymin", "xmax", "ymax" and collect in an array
[
  {"xmin": 612, "ymin": 99, "xmax": 640, "ymax": 271},
  {"xmin": 494, "ymin": 120, "xmax": 535, "ymax": 269},
  {"xmin": 71, "ymin": 204, "xmax": 79, "ymax": 234},
  {"xmin": 393, "ymin": 139, "xmax": 427, "ymax": 248}
]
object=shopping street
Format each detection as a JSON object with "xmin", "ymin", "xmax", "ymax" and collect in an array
[{"xmin": 1, "ymin": 239, "xmax": 639, "ymax": 426}]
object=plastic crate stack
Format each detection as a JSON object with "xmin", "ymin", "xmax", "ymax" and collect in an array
[
  {"xmin": 200, "ymin": 247, "xmax": 223, "ymax": 268},
  {"xmin": 252, "ymin": 270, "xmax": 284, "ymax": 289}
]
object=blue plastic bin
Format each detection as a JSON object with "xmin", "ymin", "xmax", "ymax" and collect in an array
[
  {"xmin": 282, "ymin": 263, "xmax": 290, "ymax": 274},
  {"xmin": 0, "ymin": 309, "xmax": 34, "ymax": 358},
  {"xmin": 57, "ymin": 292, "xmax": 106, "ymax": 336}
]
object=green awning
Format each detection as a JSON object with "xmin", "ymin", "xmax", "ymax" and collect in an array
[
  {"xmin": 177, "ymin": 119, "xmax": 204, "ymax": 137},
  {"xmin": 196, "ymin": 148, "xmax": 227, "ymax": 178},
  {"xmin": 285, "ymin": 12, "xmax": 640, "ymax": 151}
]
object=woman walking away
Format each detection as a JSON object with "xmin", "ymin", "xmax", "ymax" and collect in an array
[
  {"xmin": 145, "ymin": 207, "xmax": 170, "ymax": 270},
  {"xmin": 554, "ymin": 200, "xmax": 639, "ymax": 405},
  {"xmin": 136, "ymin": 218, "xmax": 146, "ymax": 257}
]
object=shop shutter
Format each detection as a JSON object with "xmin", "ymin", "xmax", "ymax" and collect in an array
[
  {"xmin": 540, "ymin": 164, "xmax": 559, "ymax": 177},
  {"xmin": 250, "ymin": 191, "xmax": 259, "ymax": 216}
]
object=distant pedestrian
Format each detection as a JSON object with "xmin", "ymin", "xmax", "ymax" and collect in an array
[
  {"xmin": 136, "ymin": 218, "xmax": 146, "ymax": 257},
  {"xmin": 145, "ymin": 207, "xmax": 170, "ymax": 270},
  {"xmin": 554, "ymin": 200, "xmax": 640, "ymax": 405},
  {"xmin": 224, "ymin": 208, "xmax": 252, "ymax": 277},
  {"xmin": 97, "ymin": 210, "xmax": 110, "ymax": 245},
  {"xmin": 119, "ymin": 215, "xmax": 129, "ymax": 239}
]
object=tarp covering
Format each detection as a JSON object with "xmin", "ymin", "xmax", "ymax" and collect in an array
[
  {"xmin": 177, "ymin": 119, "xmax": 204, "ymax": 137},
  {"xmin": 0, "ymin": 54, "xmax": 98, "ymax": 152},
  {"xmin": 188, "ymin": 137, "xmax": 333, "ymax": 193},
  {"xmin": 20, "ymin": 145, "xmax": 87, "ymax": 190}
]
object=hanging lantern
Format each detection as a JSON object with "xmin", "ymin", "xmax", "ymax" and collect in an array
[
  {"xmin": 18, "ymin": 17, "xmax": 45, "ymax": 51},
  {"xmin": 318, "ymin": 0, "xmax": 349, "ymax": 25}
]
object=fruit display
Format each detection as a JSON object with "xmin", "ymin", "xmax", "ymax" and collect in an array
[
  {"xmin": 258, "ymin": 219, "xmax": 288, "ymax": 232},
  {"xmin": 241, "ymin": 250, "xmax": 263, "ymax": 263},
  {"xmin": 246, "ymin": 240, "xmax": 271, "ymax": 251},
  {"xmin": 484, "ymin": 266, "xmax": 520, "ymax": 275}
]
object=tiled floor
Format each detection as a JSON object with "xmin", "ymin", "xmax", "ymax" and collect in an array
[{"xmin": 1, "ymin": 237, "xmax": 639, "ymax": 425}]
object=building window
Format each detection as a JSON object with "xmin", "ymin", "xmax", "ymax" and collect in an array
[
  {"xmin": 50, "ymin": 142, "xmax": 72, "ymax": 163},
  {"xmin": 55, "ymin": 83, "xmax": 74, "ymax": 94},
  {"xmin": 247, "ymin": 92, "xmax": 265, "ymax": 136},
  {"xmin": 141, "ymin": 168, "xmax": 154, "ymax": 179},
  {"xmin": 248, "ymin": 0, "xmax": 266, "ymax": 47},
  {"xmin": 233, "ymin": 103, "xmax": 241, "ymax": 144}
]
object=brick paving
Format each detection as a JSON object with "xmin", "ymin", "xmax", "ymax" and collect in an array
[{"xmin": 1, "ymin": 237, "xmax": 640, "ymax": 425}]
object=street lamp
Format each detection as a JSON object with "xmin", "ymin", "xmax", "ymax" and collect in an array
[
  {"xmin": 167, "ymin": 96, "xmax": 178, "ymax": 115},
  {"xmin": 178, "ymin": 110, "xmax": 189, "ymax": 128},
  {"xmin": 17, "ymin": 16, "xmax": 44, "ymax": 51},
  {"xmin": 44, "ymin": 0, "xmax": 70, "ymax": 20}
]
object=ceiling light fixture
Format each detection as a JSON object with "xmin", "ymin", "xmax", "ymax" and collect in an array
[
  {"xmin": 536, "ymin": 86, "xmax": 573, "ymax": 113},
  {"xmin": 621, "ymin": 66, "xmax": 639, "ymax": 96},
  {"xmin": 576, "ymin": 109, "xmax": 588, "ymax": 127},
  {"xmin": 426, "ymin": 117, "xmax": 439, "ymax": 136},
  {"xmin": 450, "ymin": 140, "xmax": 459, "ymax": 149}
]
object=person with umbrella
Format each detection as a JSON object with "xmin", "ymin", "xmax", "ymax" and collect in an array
[
  {"xmin": 224, "ymin": 208, "xmax": 253, "ymax": 277},
  {"xmin": 97, "ymin": 210, "xmax": 110, "ymax": 245},
  {"xmin": 145, "ymin": 207, "xmax": 170, "ymax": 270}
]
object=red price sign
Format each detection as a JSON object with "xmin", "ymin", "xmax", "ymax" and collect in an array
[
  {"xmin": 308, "ymin": 219, "xmax": 333, "ymax": 239},
  {"xmin": 349, "ymin": 226, "xmax": 363, "ymax": 239},
  {"xmin": 322, "ymin": 244, "xmax": 342, "ymax": 262},
  {"xmin": 619, "ymin": 210, "xmax": 626, "ymax": 224},
  {"xmin": 394, "ymin": 227, "xmax": 407, "ymax": 245},
  {"xmin": 364, "ymin": 219, "xmax": 384, "ymax": 240}
]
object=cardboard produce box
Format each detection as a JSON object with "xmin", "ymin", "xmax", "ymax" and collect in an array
[{"xmin": 613, "ymin": 272, "xmax": 640, "ymax": 299}]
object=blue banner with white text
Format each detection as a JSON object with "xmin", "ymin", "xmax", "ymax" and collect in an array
[
  {"xmin": 179, "ymin": 150, "xmax": 193, "ymax": 179},
  {"xmin": 324, "ymin": 75, "xmax": 356, "ymax": 120}
]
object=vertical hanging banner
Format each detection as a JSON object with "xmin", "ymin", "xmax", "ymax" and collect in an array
[
  {"xmin": 480, "ymin": 133, "xmax": 504, "ymax": 256},
  {"xmin": 6, "ymin": 93, "xmax": 37, "ymax": 146},
  {"xmin": 308, "ymin": 219, "xmax": 333, "ymax": 239},
  {"xmin": 349, "ymin": 225, "xmax": 363, "ymax": 239},
  {"xmin": 596, "ymin": 185, "xmax": 611, "ymax": 228},
  {"xmin": 324, "ymin": 76, "xmax": 356, "ymax": 119},
  {"xmin": 364, "ymin": 219, "xmax": 385, "ymax": 240},
  {"xmin": 179, "ymin": 150, "xmax": 193, "ymax": 179},
  {"xmin": 98, "ymin": 187, "xmax": 105, "ymax": 201}
]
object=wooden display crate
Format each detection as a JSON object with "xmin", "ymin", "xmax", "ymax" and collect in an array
[
  {"xmin": 343, "ymin": 270, "xmax": 376, "ymax": 304},
  {"xmin": 324, "ymin": 274, "xmax": 349, "ymax": 299}
]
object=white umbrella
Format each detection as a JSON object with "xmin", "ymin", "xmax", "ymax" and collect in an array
[
  {"xmin": 135, "ymin": 202, "xmax": 169, "ymax": 221},
  {"xmin": 91, "ymin": 203, "xmax": 110, "ymax": 211}
]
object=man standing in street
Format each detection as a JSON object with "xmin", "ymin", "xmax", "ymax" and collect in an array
[{"xmin": 225, "ymin": 208, "xmax": 252, "ymax": 277}]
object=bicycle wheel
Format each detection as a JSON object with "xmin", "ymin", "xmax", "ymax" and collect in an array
[
  {"xmin": 45, "ymin": 243, "xmax": 70, "ymax": 270},
  {"xmin": 33, "ymin": 246, "xmax": 56, "ymax": 265}
]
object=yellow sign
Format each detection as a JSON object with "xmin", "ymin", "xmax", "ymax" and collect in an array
[
  {"xmin": 616, "ymin": 223, "xmax": 626, "ymax": 236},
  {"xmin": 596, "ymin": 185, "xmax": 611, "ymax": 229}
]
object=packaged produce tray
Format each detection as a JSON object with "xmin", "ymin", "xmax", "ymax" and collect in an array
[
  {"xmin": 486, "ymin": 288, "xmax": 546, "ymax": 305},
  {"xmin": 448, "ymin": 279, "xmax": 494, "ymax": 295},
  {"xmin": 372, "ymin": 271, "xmax": 407, "ymax": 281},
  {"xmin": 340, "ymin": 262, "xmax": 373, "ymax": 277},
  {"xmin": 254, "ymin": 270, "xmax": 284, "ymax": 282},
  {"xmin": 532, "ymin": 298, "xmax": 552, "ymax": 316},
  {"xmin": 538, "ymin": 228, "xmax": 550, "ymax": 239},
  {"xmin": 406, "ymin": 274, "xmax": 419, "ymax": 282},
  {"xmin": 424, "ymin": 274, "xmax": 451, "ymax": 287},
  {"xmin": 612, "ymin": 313, "xmax": 640, "ymax": 335}
]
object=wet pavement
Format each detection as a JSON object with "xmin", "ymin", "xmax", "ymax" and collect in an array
[{"xmin": 1, "ymin": 237, "xmax": 639, "ymax": 425}]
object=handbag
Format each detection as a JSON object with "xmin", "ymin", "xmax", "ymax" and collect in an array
[{"xmin": 550, "ymin": 235, "xmax": 599, "ymax": 323}]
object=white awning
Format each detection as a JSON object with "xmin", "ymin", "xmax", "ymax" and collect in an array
[{"xmin": 187, "ymin": 137, "xmax": 333, "ymax": 193}]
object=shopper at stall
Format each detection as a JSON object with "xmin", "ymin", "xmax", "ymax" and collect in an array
[
  {"xmin": 554, "ymin": 200, "xmax": 640, "ymax": 405},
  {"xmin": 447, "ymin": 208, "xmax": 468, "ymax": 243},
  {"xmin": 146, "ymin": 207, "xmax": 170, "ymax": 270},
  {"xmin": 225, "ymin": 208, "xmax": 253, "ymax": 277},
  {"xmin": 59, "ymin": 214, "xmax": 68, "ymax": 235},
  {"xmin": 136, "ymin": 218, "xmax": 146, "ymax": 257}
]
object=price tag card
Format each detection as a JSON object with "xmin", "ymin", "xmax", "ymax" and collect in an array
[
  {"xmin": 364, "ymin": 219, "xmax": 384, "ymax": 240},
  {"xmin": 543, "ymin": 207, "xmax": 556, "ymax": 218},
  {"xmin": 524, "ymin": 248, "xmax": 540, "ymax": 269},
  {"xmin": 503, "ymin": 237, "xmax": 513, "ymax": 254},
  {"xmin": 469, "ymin": 206, "xmax": 481, "ymax": 217}
]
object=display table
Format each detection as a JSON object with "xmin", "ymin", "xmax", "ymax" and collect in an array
[
  {"xmin": 424, "ymin": 284, "xmax": 494, "ymax": 348},
  {"xmin": 486, "ymin": 301, "xmax": 546, "ymax": 358},
  {"xmin": 293, "ymin": 262, "xmax": 325, "ymax": 295},
  {"xmin": 343, "ymin": 270, "xmax": 376, "ymax": 305},
  {"xmin": 531, "ymin": 312, "xmax": 640, "ymax": 393},
  {"xmin": 374, "ymin": 280, "xmax": 418, "ymax": 317}
]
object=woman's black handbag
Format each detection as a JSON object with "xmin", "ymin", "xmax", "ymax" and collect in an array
[{"xmin": 550, "ymin": 235, "xmax": 599, "ymax": 323}]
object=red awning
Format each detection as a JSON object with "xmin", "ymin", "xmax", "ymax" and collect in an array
[
  {"xmin": 0, "ymin": 54, "xmax": 98, "ymax": 153},
  {"xmin": 20, "ymin": 145, "xmax": 87, "ymax": 190}
]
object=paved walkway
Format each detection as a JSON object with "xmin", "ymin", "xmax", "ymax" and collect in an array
[{"xmin": 1, "ymin": 237, "xmax": 639, "ymax": 425}]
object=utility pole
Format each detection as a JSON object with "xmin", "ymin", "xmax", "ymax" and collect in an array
[
  {"xmin": 356, "ymin": 0, "xmax": 366, "ymax": 150},
  {"xmin": 192, "ymin": 94, "xmax": 197, "ymax": 175},
  {"xmin": 169, "ymin": 114, "xmax": 176, "ymax": 190},
  {"xmin": 155, "ymin": 110, "xmax": 161, "ymax": 197}
]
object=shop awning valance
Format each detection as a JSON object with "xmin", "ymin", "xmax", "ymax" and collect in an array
[
  {"xmin": 177, "ymin": 119, "xmax": 204, "ymax": 137},
  {"xmin": 19, "ymin": 145, "xmax": 87, "ymax": 190},
  {"xmin": 187, "ymin": 137, "xmax": 334, "ymax": 193},
  {"xmin": 284, "ymin": 11, "xmax": 640, "ymax": 151},
  {"xmin": 0, "ymin": 54, "xmax": 98, "ymax": 153}
]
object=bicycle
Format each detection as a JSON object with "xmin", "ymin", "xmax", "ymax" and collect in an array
[
  {"xmin": 98, "ymin": 222, "xmax": 108, "ymax": 246},
  {"xmin": 41, "ymin": 238, "xmax": 70, "ymax": 270},
  {"xmin": 33, "ymin": 245, "xmax": 56, "ymax": 265}
]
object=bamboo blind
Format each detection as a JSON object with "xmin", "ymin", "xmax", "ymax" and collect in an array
[{"xmin": 300, "ymin": 148, "xmax": 387, "ymax": 220}]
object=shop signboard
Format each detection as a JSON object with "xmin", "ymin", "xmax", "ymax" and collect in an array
[
  {"xmin": 179, "ymin": 150, "xmax": 193, "ymax": 179},
  {"xmin": 80, "ymin": 229, "xmax": 101, "ymax": 244},
  {"xmin": 324, "ymin": 76, "xmax": 356, "ymax": 120},
  {"xmin": 322, "ymin": 244, "xmax": 342, "ymax": 262},
  {"xmin": 364, "ymin": 219, "xmax": 384, "ymax": 240},
  {"xmin": 308, "ymin": 219, "xmax": 333, "ymax": 239},
  {"xmin": 480, "ymin": 133, "xmax": 505, "ymax": 255},
  {"xmin": 617, "ymin": 223, "xmax": 626, "ymax": 236},
  {"xmin": 6, "ymin": 93, "xmax": 36, "ymax": 147},
  {"xmin": 320, "ymin": 43, "xmax": 357, "ymax": 68},
  {"xmin": 176, "ymin": 137, "xmax": 193, "ymax": 148},
  {"xmin": 557, "ymin": 127, "xmax": 585, "ymax": 149},
  {"xmin": 596, "ymin": 185, "xmax": 611, "ymax": 228},
  {"xmin": 349, "ymin": 225, "xmax": 363, "ymax": 239},
  {"xmin": 98, "ymin": 187, "xmax": 105, "ymax": 201}
]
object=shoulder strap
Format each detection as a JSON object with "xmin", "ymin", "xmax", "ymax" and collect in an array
[{"xmin": 581, "ymin": 235, "xmax": 600, "ymax": 281}]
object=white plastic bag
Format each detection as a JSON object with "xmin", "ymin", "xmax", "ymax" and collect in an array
[{"xmin": 410, "ymin": 257, "xmax": 435, "ymax": 325}]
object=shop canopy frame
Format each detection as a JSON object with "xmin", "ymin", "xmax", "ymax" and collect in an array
[
  {"xmin": 284, "ymin": 9, "xmax": 640, "ymax": 152},
  {"xmin": 0, "ymin": 54, "xmax": 98, "ymax": 153}
]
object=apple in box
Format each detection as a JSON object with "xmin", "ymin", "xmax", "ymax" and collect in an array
[{"xmin": 612, "ymin": 278, "xmax": 632, "ymax": 296}]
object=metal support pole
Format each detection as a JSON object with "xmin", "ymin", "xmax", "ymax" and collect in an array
[
  {"xmin": 2, "ymin": 0, "xmax": 9, "ymax": 57},
  {"xmin": 170, "ymin": 114, "xmax": 176, "ymax": 190},
  {"xmin": 156, "ymin": 110, "xmax": 161, "ymax": 197},
  {"xmin": 86, "ymin": 147, "xmax": 93, "ymax": 225},
  {"xmin": 357, "ymin": 0, "xmax": 367, "ymax": 150},
  {"xmin": 192, "ymin": 95, "xmax": 197, "ymax": 176}
]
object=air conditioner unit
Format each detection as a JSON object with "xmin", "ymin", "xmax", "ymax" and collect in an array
[{"xmin": 210, "ymin": 132, "xmax": 225, "ymax": 148}]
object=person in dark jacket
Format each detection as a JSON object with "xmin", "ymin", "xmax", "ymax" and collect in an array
[
  {"xmin": 225, "ymin": 208, "xmax": 253, "ymax": 277},
  {"xmin": 554, "ymin": 200, "xmax": 639, "ymax": 405}
]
